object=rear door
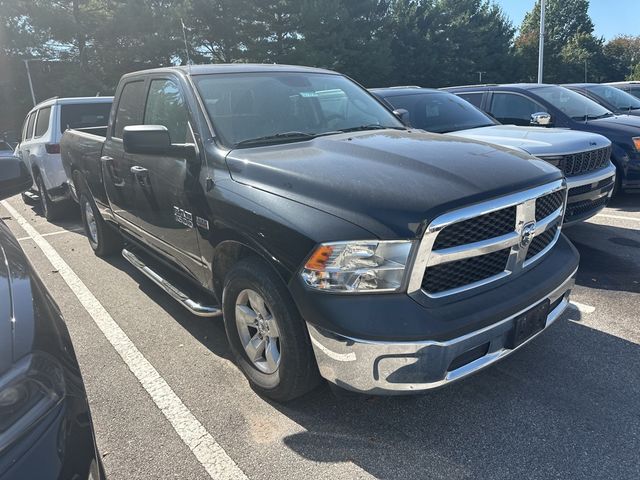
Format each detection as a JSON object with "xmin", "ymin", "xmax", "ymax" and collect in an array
[{"xmin": 102, "ymin": 78, "xmax": 147, "ymax": 225}]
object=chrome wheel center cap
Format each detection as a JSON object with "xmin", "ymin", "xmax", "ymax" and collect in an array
[{"xmin": 256, "ymin": 315, "xmax": 269, "ymax": 337}]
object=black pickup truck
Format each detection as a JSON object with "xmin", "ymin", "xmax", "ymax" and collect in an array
[{"xmin": 61, "ymin": 65, "xmax": 578, "ymax": 401}]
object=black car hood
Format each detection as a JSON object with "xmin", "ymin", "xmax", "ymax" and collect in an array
[{"xmin": 226, "ymin": 130, "xmax": 561, "ymax": 238}]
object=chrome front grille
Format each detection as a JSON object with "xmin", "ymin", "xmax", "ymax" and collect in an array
[
  {"xmin": 408, "ymin": 180, "xmax": 566, "ymax": 298},
  {"xmin": 540, "ymin": 146, "xmax": 611, "ymax": 177},
  {"xmin": 433, "ymin": 207, "xmax": 516, "ymax": 249}
]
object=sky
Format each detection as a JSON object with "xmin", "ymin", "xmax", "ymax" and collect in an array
[{"xmin": 494, "ymin": 0, "xmax": 640, "ymax": 40}]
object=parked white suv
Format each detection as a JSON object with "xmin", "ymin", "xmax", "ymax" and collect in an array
[{"xmin": 17, "ymin": 96, "xmax": 113, "ymax": 219}]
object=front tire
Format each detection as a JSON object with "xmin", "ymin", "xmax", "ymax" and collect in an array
[
  {"xmin": 79, "ymin": 192, "xmax": 121, "ymax": 257},
  {"xmin": 222, "ymin": 257, "xmax": 320, "ymax": 401}
]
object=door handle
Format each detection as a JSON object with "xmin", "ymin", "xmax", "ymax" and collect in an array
[{"xmin": 130, "ymin": 166, "xmax": 148, "ymax": 175}]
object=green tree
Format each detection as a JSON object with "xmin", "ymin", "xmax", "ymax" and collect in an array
[
  {"xmin": 185, "ymin": 0, "xmax": 255, "ymax": 63},
  {"xmin": 295, "ymin": 0, "xmax": 392, "ymax": 86},
  {"xmin": 515, "ymin": 0, "xmax": 605, "ymax": 82},
  {"xmin": 604, "ymin": 35, "xmax": 640, "ymax": 81},
  {"xmin": 389, "ymin": 0, "xmax": 515, "ymax": 87}
]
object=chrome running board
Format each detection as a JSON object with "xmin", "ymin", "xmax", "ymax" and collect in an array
[{"xmin": 122, "ymin": 248, "xmax": 222, "ymax": 317}]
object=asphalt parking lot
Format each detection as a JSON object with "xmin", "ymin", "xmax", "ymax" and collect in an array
[{"xmin": 1, "ymin": 194, "xmax": 638, "ymax": 480}]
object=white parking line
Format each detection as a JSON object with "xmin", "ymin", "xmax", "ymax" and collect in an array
[
  {"xmin": 569, "ymin": 301, "xmax": 596, "ymax": 314},
  {"xmin": 596, "ymin": 213, "xmax": 640, "ymax": 223},
  {"xmin": 15, "ymin": 227, "xmax": 85, "ymax": 242},
  {"xmin": 1, "ymin": 200, "xmax": 247, "ymax": 480}
]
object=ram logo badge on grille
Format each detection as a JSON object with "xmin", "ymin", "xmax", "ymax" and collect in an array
[{"xmin": 520, "ymin": 221, "xmax": 536, "ymax": 249}]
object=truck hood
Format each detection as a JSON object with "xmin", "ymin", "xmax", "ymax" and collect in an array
[
  {"xmin": 447, "ymin": 125, "xmax": 611, "ymax": 157},
  {"xmin": 225, "ymin": 130, "xmax": 561, "ymax": 238},
  {"xmin": 590, "ymin": 114, "xmax": 640, "ymax": 132}
]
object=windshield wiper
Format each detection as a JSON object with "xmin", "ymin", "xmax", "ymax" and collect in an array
[
  {"xmin": 572, "ymin": 112, "xmax": 613, "ymax": 122},
  {"xmin": 339, "ymin": 124, "xmax": 405, "ymax": 133},
  {"xmin": 235, "ymin": 131, "xmax": 316, "ymax": 147}
]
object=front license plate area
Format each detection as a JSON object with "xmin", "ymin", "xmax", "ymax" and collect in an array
[{"xmin": 506, "ymin": 300, "xmax": 550, "ymax": 349}]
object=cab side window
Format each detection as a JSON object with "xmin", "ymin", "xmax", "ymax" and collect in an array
[
  {"xmin": 458, "ymin": 92, "xmax": 483, "ymax": 109},
  {"xmin": 113, "ymin": 81, "xmax": 146, "ymax": 138},
  {"xmin": 489, "ymin": 93, "xmax": 545, "ymax": 126},
  {"xmin": 144, "ymin": 79, "xmax": 189, "ymax": 143},
  {"xmin": 34, "ymin": 106, "xmax": 51, "ymax": 138}
]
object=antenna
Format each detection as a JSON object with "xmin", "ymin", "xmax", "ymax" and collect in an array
[{"xmin": 181, "ymin": 19, "xmax": 192, "ymax": 73}]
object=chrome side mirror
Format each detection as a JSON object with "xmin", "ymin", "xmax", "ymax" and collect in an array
[{"xmin": 530, "ymin": 112, "xmax": 552, "ymax": 126}]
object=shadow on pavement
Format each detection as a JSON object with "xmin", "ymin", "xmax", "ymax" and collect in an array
[
  {"xmin": 104, "ymin": 247, "xmax": 640, "ymax": 480},
  {"xmin": 564, "ymin": 222, "xmax": 640, "ymax": 293},
  {"xmin": 275, "ymin": 314, "xmax": 639, "ymax": 480},
  {"xmin": 607, "ymin": 191, "xmax": 640, "ymax": 213}
]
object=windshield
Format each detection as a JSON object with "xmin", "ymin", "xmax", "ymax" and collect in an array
[
  {"xmin": 534, "ymin": 86, "xmax": 612, "ymax": 121},
  {"xmin": 194, "ymin": 72, "xmax": 404, "ymax": 148},
  {"xmin": 586, "ymin": 85, "xmax": 640, "ymax": 111},
  {"xmin": 379, "ymin": 91, "xmax": 495, "ymax": 133}
]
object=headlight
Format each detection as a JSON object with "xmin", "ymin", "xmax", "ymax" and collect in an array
[
  {"xmin": 301, "ymin": 240, "xmax": 413, "ymax": 292},
  {"xmin": 0, "ymin": 353, "xmax": 65, "ymax": 452},
  {"xmin": 633, "ymin": 137, "xmax": 640, "ymax": 152}
]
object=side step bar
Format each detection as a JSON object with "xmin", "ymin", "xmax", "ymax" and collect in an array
[
  {"xmin": 122, "ymin": 248, "xmax": 222, "ymax": 317},
  {"xmin": 22, "ymin": 190, "xmax": 40, "ymax": 201}
]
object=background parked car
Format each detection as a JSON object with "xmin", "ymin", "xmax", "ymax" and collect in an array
[
  {"xmin": 0, "ymin": 140, "xmax": 14, "ymax": 158},
  {"xmin": 444, "ymin": 84, "xmax": 640, "ymax": 194},
  {"xmin": 606, "ymin": 81, "xmax": 640, "ymax": 100},
  {"xmin": 372, "ymin": 87, "xmax": 615, "ymax": 224},
  {"xmin": 564, "ymin": 83, "xmax": 640, "ymax": 117},
  {"xmin": 16, "ymin": 96, "xmax": 113, "ymax": 220},
  {"xmin": 0, "ymin": 155, "xmax": 103, "ymax": 480}
]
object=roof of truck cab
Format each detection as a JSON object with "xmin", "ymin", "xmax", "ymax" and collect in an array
[
  {"xmin": 563, "ymin": 83, "xmax": 602, "ymax": 88},
  {"xmin": 605, "ymin": 81, "xmax": 640, "ymax": 85},
  {"xmin": 444, "ymin": 83, "xmax": 558, "ymax": 92},
  {"xmin": 370, "ymin": 87, "xmax": 441, "ymax": 97},
  {"xmin": 122, "ymin": 64, "xmax": 339, "ymax": 79}
]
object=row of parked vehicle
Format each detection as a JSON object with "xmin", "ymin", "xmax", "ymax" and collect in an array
[{"xmin": 1, "ymin": 65, "xmax": 638, "ymax": 479}]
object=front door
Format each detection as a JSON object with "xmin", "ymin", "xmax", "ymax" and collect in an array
[{"xmin": 128, "ymin": 77, "xmax": 205, "ymax": 281}]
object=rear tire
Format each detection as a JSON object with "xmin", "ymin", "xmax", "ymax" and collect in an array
[
  {"xmin": 222, "ymin": 257, "xmax": 320, "ymax": 402},
  {"xmin": 79, "ymin": 192, "xmax": 121, "ymax": 257},
  {"xmin": 36, "ymin": 174, "xmax": 63, "ymax": 220}
]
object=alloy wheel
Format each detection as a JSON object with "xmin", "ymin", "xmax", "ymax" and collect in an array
[{"xmin": 235, "ymin": 289, "xmax": 281, "ymax": 374}]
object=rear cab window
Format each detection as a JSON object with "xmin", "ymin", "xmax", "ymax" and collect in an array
[
  {"xmin": 113, "ymin": 81, "xmax": 146, "ymax": 138},
  {"xmin": 34, "ymin": 106, "xmax": 52, "ymax": 138},
  {"xmin": 60, "ymin": 102, "xmax": 112, "ymax": 133}
]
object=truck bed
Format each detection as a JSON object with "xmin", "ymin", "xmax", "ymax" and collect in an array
[{"xmin": 60, "ymin": 128, "xmax": 107, "ymax": 205}]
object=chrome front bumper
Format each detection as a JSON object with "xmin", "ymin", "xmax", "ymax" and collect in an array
[
  {"xmin": 307, "ymin": 270, "xmax": 576, "ymax": 394},
  {"xmin": 564, "ymin": 162, "xmax": 616, "ymax": 225}
]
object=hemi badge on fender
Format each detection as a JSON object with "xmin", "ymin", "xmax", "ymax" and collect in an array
[{"xmin": 196, "ymin": 216, "xmax": 210, "ymax": 230}]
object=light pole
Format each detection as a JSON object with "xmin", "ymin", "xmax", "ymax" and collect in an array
[
  {"xmin": 23, "ymin": 59, "xmax": 37, "ymax": 107},
  {"xmin": 477, "ymin": 71, "xmax": 486, "ymax": 83},
  {"xmin": 537, "ymin": 0, "xmax": 546, "ymax": 83}
]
